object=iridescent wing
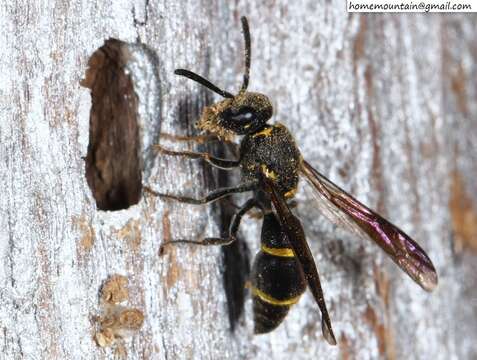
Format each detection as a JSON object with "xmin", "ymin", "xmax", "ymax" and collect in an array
[
  {"xmin": 264, "ymin": 177, "xmax": 337, "ymax": 345},
  {"xmin": 301, "ymin": 160, "xmax": 438, "ymax": 292}
]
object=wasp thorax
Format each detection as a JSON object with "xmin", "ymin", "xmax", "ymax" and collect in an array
[{"xmin": 197, "ymin": 92, "xmax": 273, "ymax": 139}]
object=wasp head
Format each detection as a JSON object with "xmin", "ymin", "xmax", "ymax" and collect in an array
[
  {"xmin": 175, "ymin": 17, "xmax": 271, "ymax": 141},
  {"xmin": 196, "ymin": 91, "xmax": 272, "ymax": 140}
]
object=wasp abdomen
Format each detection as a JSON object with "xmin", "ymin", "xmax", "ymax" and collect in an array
[
  {"xmin": 251, "ymin": 252, "xmax": 306, "ymax": 333},
  {"xmin": 251, "ymin": 213, "xmax": 306, "ymax": 333}
]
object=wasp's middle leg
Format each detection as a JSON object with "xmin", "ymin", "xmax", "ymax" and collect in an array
[{"xmin": 161, "ymin": 198, "xmax": 257, "ymax": 250}]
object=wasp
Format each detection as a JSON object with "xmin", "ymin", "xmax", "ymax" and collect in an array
[{"xmin": 145, "ymin": 17, "xmax": 438, "ymax": 345}]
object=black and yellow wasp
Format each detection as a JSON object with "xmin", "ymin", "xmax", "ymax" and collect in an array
[{"xmin": 146, "ymin": 17, "xmax": 438, "ymax": 345}]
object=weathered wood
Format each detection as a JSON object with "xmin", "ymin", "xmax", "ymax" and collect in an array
[{"xmin": 1, "ymin": 1, "xmax": 476, "ymax": 359}]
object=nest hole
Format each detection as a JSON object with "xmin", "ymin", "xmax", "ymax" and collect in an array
[{"xmin": 81, "ymin": 39, "xmax": 142, "ymax": 211}]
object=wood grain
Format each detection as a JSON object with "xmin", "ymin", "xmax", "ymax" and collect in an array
[{"xmin": 0, "ymin": 2, "xmax": 476, "ymax": 359}]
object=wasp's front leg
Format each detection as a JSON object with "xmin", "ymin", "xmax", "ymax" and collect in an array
[
  {"xmin": 144, "ymin": 182, "xmax": 257, "ymax": 205},
  {"xmin": 155, "ymin": 144, "xmax": 240, "ymax": 170},
  {"xmin": 159, "ymin": 133, "xmax": 218, "ymax": 144}
]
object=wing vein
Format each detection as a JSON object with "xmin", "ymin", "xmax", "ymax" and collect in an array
[{"xmin": 300, "ymin": 160, "xmax": 437, "ymax": 291}]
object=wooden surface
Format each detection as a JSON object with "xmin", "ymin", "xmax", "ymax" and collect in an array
[{"xmin": 1, "ymin": 1, "xmax": 476, "ymax": 359}]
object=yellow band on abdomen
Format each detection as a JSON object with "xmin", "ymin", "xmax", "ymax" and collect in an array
[
  {"xmin": 251, "ymin": 286, "xmax": 301, "ymax": 306},
  {"xmin": 261, "ymin": 245, "xmax": 295, "ymax": 257}
]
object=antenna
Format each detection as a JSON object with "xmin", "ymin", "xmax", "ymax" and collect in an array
[
  {"xmin": 174, "ymin": 69, "xmax": 234, "ymax": 98},
  {"xmin": 240, "ymin": 16, "xmax": 251, "ymax": 92},
  {"xmin": 175, "ymin": 16, "xmax": 252, "ymax": 97}
]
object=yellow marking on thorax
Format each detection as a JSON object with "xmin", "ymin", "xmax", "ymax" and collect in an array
[
  {"xmin": 251, "ymin": 286, "xmax": 301, "ymax": 306},
  {"xmin": 284, "ymin": 187, "xmax": 297, "ymax": 199},
  {"xmin": 261, "ymin": 164, "xmax": 278, "ymax": 180},
  {"xmin": 261, "ymin": 245, "xmax": 295, "ymax": 257},
  {"xmin": 253, "ymin": 127, "xmax": 274, "ymax": 138}
]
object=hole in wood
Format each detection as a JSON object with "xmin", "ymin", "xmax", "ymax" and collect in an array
[{"xmin": 81, "ymin": 39, "xmax": 142, "ymax": 211}]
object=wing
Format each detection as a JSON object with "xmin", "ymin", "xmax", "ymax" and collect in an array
[
  {"xmin": 301, "ymin": 160, "xmax": 438, "ymax": 292},
  {"xmin": 263, "ymin": 177, "xmax": 337, "ymax": 346}
]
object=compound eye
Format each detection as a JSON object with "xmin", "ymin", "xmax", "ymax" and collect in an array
[{"xmin": 228, "ymin": 106, "xmax": 255, "ymax": 122}]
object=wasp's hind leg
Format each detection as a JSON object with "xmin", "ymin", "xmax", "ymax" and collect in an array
[
  {"xmin": 155, "ymin": 144, "xmax": 239, "ymax": 170},
  {"xmin": 160, "ymin": 199, "xmax": 257, "ymax": 252}
]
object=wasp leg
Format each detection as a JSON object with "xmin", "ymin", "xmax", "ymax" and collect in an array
[
  {"xmin": 155, "ymin": 144, "xmax": 239, "ymax": 170},
  {"xmin": 158, "ymin": 134, "xmax": 240, "ymax": 156},
  {"xmin": 159, "ymin": 133, "xmax": 219, "ymax": 144},
  {"xmin": 161, "ymin": 199, "xmax": 257, "ymax": 251},
  {"xmin": 144, "ymin": 182, "xmax": 257, "ymax": 205}
]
